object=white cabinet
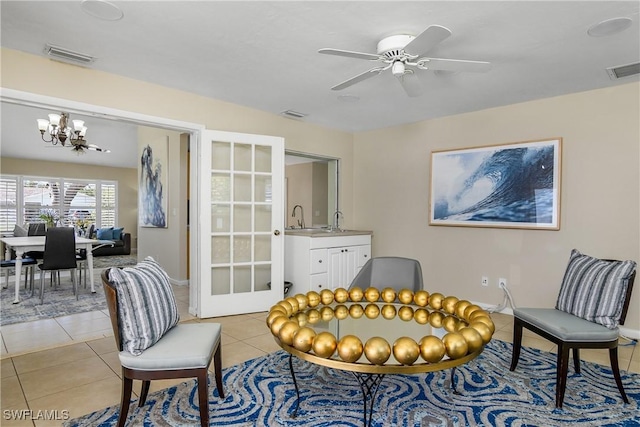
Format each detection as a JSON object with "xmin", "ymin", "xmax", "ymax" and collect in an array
[{"xmin": 284, "ymin": 233, "xmax": 372, "ymax": 295}]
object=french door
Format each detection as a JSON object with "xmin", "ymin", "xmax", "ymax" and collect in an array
[{"xmin": 198, "ymin": 130, "xmax": 284, "ymax": 317}]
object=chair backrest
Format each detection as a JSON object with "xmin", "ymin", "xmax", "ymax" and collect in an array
[
  {"xmin": 28, "ymin": 223, "xmax": 46, "ymax": 236},
  {"xmin": 101, "ymin": 268, "xmax": 124, "ymax": 351},
  {"xmin": 349, "ymin": 256, "xmax": 424, "ymax": 292},
  {"xmin": 41, "ymin": 227, "xmax": 77, "ymax": 270}
]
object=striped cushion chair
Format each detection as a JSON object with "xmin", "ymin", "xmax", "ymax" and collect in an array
[
  {"xmin": 102, "ymin": 257, "xmax": 224, "ymax": 427},
  {"xmin": 509, "ymin": 249, "xmax": 636, "ymax": 408}
]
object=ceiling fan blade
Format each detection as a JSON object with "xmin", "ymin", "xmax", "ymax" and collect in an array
[
  {"xmin": 331, "ymin": 67, "xmax": 385, "ymax": 91},
  {"xmin": 404, "ymin": 25, "xmax": 452, "ymax": 56},
  {"xmin": 418, "ymin": 57, "xmax": 492, "ymax": 72},
  {"xmin": 87, "ymin": 144, "xmax": 111, "ymax": 153},
  {"xmin": 319, "ymin": 48, "xmax": 382, "ymax": 61},
  {"xmin": 396, "ymin": 71, "xmax": 423, "ymax": 97}
]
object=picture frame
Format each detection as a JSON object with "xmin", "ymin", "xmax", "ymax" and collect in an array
[
  {"xmin": 139, "ymin": 137, "xmax": 168, "ymax": 228},
  {"xmin": 429, "ymin": 138, "xmax": 561, "ymax": 230}
]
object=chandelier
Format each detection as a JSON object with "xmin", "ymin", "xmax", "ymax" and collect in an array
[{"xmin": 37, "ymin": 112, "xmax": 87, "ymax": 147}]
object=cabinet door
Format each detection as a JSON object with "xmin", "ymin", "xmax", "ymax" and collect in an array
[
  {"xmin": 310, "ymin": 273, "xmax": 328, "ymax": 292},
  {"xmin": 356, "ymin": 245, "xmax": 371, "ymax": 268},
  {"xmin": 310, "ymin": 249, "xmax": 327, "ymax": 274},
  {"xmin": 326, "ymin": 247, "xmax": 343, "ymax": 290}
]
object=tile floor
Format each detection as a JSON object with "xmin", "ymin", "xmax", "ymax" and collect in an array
[{"xmin": 1, "ymin": 291, "xmax": 639, "ymax": 426}]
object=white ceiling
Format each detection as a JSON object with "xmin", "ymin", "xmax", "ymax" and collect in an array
[{"xmin": 1, "ymin": 1, "xmax": 639, "ymax": 167}]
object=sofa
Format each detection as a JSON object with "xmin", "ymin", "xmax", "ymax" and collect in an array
[{"xmin": 90, "ymin": 226, "xmax": 132, "ymax": 257}]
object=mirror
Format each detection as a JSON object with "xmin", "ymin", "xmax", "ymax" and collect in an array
[{"xmin": 285, "ymin": 151, "xmax": 338, "ymax": 229}]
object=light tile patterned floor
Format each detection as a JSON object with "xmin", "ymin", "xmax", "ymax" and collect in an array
[{"xmin": 1, "ymin": 295, "xmax": 638, "ymax": 426}]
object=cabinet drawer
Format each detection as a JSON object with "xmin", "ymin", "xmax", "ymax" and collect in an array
[
  {"xmin": 310, "ymin": 273, "xmax": 327, "ymax": 291},
  {"xmin": 357, "ymin": 245, "xmax": 371, "ymax": 267},
  {"xmin": 310, "ymin": 249, "xmax": 327, "ymax": 274}
]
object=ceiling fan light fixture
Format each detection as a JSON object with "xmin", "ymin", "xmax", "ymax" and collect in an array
[{"xmin": 392, "ymin": 61, "xmax": 406, "ymax": 76}]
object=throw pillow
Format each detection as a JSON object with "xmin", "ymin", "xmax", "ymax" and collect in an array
[
  {"xmin": 109, "ymin": 257, "xmax": 180, "ymax": 355},
  {"xmin": 96, "ymin": 227, "xmax": 114, "ymax": 240},
  {"xmin": 13, "ymin": 224, "xmax": 28, "ymax": 237},
  {"xmin": 556, "ymin": 249, "xmax": 636, "ymax": 329},
  {"xmin": 112, "ymin": 227, "xmax": 125, "ymax": 240}
]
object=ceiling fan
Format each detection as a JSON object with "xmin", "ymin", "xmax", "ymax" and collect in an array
[
  {"xmin": 37, "ymin": 112, "xmax": 111, "ymax": 154},
  {"xmin": 319, "ymin": 25, "xmax": 491, "ymax": 97}
]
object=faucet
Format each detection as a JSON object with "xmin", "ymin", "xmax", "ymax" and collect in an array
[
  {"xmin": 333, "ymin": 210, "xmax": 344, "ymax": 231},
  {"xmin": 292, "ymin": 205, "xmax": 305, "ymax": 229}
]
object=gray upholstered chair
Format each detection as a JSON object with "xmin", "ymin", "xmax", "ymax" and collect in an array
[
  {"xmin": 102, "ymin": 263, "xmax": 224, "ymax": 427},
  {"xmin": 349, "ymin": 256, "xmax": 424, "ymax": 292},
  {"xmin": 510, "ymin": 249, "xmax": 636, "ymax": 408}
]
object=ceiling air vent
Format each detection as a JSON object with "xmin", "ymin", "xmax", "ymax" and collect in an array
[
  {"xmin": 280, "ymin": 110, "xmax": 307, "ymax": 119},
  {"xmin": 44, "ymin": 44, "xmax": 95, "ymax": 66},
  {"xmin": 606, "ymin": 62, "xmax": 640, "ymax": 80}
]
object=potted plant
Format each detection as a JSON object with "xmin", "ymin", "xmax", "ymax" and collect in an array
[{"xmin": 38, "ymin": 208, "xmax": 59, "ymax": 228}]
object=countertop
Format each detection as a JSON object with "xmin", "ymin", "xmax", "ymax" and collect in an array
[{"xmin": 284, "ymin": 229, "xmax": 373, "ymax": 237}]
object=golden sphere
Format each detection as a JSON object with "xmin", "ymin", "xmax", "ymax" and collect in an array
[
  {"xmin": 312, "ymin": 332, "xmax": 337, "ymax": 358},
  {"xmin": 469, "ymin": 322, "xmax": 493, "ymax": 344},
  {"xmin": 364, "ymin": 337, "xmax": 391, "ymax": 365},
  {"xmin": 278, "ymin": 321, "xmax": 300, "ymax": 345},
  {"xmin": 463, "ymin": 304, "xmax": 483, "ymax": 320},
  {"xmin": 320, "ymin": 306, "xmax": 335, "ymax": 322},
  {"xmin": 413, "ymin": 290, "xmax": 429, "ymax": 307},
  {"xmin": 334, "ymin": 288, "xmax": 349, "ymax": 303},
  {"xmin": 381, "ymin": 304, "xmax": 397, "ymax": 320},
  {"xmin": 306, "ymin": 308, "xmax": 321, "ymax": 324},
  {"xmin": 429, "ymin": 311, "xmax": 444, "ymax": 328},
  {"xmin": 442, "ymin": 315, "xmax": 460, "ymax": 332},
  {"xmin": 307, "ymin": 291, "xmax": 321, "ymax": 308},
  {"xmin": 428, "ymin": 292, "xmax": 445, "ymax": 310},
  {"xmin": 334, "ymin": 304, "xmax": 349, "ymax": 320},
  {"xmin": 398, "ymin": 289, "xmax": 414, "ymax": 305},
  {"xmin": 455, "ymin": 300, "xmax": 471, "ymax": 319},
  {"xmin": 393, "ymin": 337, "xmax": 420, "ymax": 365},
  {"xmin": 294, "ymin": 312, "xmax": 308, "ymax": 327},
  {"xmin": 337, "ymin": 335, "xmax": 364, "ymax": 363},
  {"xmin": 470, "ymin": 315, "xmax": 495, "ymax": 333},
  {"xmin": 277, "ymin": 300, "xmax": 293, "ymax": 316},
  {"xmin": 349, "ymin": 286, "xmax": 364, "ymax": 302},
  {"xmin": 419, "ymin": 335, "xmax": 446, "ymax": 363},
  {"xmin": 285, "ymin": 297, "xmax": 300, "ymax": 313},
  {"xmin": 364, "ymin": 287, "xmax": 380, "ymax": 302},
  {"xmin": 266, "ymin": 311, "xmax": 286, "ymax": 327},
  {"xmin": 442, "ymin": 296, "xmax": 459, "ymax": 314},
  {"xmin": 459, "ymin": 327, "xmax": 484, "ymax": 353},
  {"xmin": 270, "ymin": 316, "xmax": 289, "ymax": 336},
  {"xmin": 364, "ymin": 303, "xmax": 380, "ymax": 319},
  {"xmin": 443, "ymin": 332, "xmax": 469, "ymax": 359},
  {"xmin": 398, "ymin": 305, "xmax": 414, "ymax": 321},
  {"xmin": 414, "ymin": 308, "xmax": 430, "ymax": 324},
  {"xmin": 292, "ymin": 327, "xmax": 316, "ymax": 352},
  {"xmin": 349, "ymin": 304, "xmax": 364, "ymax": 319},
  {"xmin": 294, "ymin": 294, "xmax": 308, "ymax": 311},
  {"xmin": 320, "ymin": 289, "xmax": 335, "ymax": 305},
  {"xmin": 381, "ymin": 287, "xmax": 397, "ymax": 303},
  {"xmin": 269, "ymin": 304, "xmax": 288, "ymax": 315}
]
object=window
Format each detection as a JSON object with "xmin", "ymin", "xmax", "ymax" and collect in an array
[{"xmin": 0, "ymin": 174, "xmax": 117, "ymax": 234}]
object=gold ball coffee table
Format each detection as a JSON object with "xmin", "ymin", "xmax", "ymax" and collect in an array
[{"xmin": 267, "ymin": 287, "xmax": 495, "ymax": 426}]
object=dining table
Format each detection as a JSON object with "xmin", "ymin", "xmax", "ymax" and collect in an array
[{"xmin": 1, "ymin": 235, "xmax": 112, "ymax": 304}]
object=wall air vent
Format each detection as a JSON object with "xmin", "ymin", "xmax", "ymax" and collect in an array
[
  {"xmin": 606, "ymin": 62, "xmax": 640, "ymax": 80},
  {"xmin": 280, "ymin": 110, "xmax": 307, "ymax": 119},
  {"xmin": 44, "ymin": 44, "xmax": 95, "ymax": 66}
]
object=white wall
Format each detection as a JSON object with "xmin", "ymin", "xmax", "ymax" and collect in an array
[{"xmin": 353, "ymin": 83, "xmax": 640, "ymax": 335}]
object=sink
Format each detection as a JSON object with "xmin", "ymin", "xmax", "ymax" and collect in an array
[{"xmin": 287, "ymin": 228, "xmax": 333, "ymax": 233}]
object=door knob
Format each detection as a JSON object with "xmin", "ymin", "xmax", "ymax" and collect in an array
[{"xmin": 274, "ymin": 230, "xmax": 281, "ymax": 236}]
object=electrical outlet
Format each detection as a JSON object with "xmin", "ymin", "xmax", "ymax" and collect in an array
[
  {"xmin": 498, "ymin": 278, "xmax": 507, "ymax": 289},
  {"xmin": 481, "ymin": 276, "xmax": 489, "ymax": 287}
]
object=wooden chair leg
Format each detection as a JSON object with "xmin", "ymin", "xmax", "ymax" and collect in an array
[
  {"xmin": 118, "ymin": 376, "xmax": 133, "ymax": 427},
  {"xmin": 139, "ymin": 380, "xmax": 151, "ymax": 406},
  {"xmin": 509, "ymin": 319, "xmax": 523, "ymax": 371},
  {"xmin": 556, "ymin": 344, "xmax": 570, "ymax": 408},
  {"xmin": 572, "ymin": 348, "xmax": 581, "ymax": 374},
  {"xmin": 197, "ymin": 368, "xmax": 209, "ymax": 427},
  {"xmin": 609, "ymin": 347, "xmax": 630, "ymax": 404},
  {"xmin": 213, "ymin": 345, "xmax": 225, "ymax": 398}
]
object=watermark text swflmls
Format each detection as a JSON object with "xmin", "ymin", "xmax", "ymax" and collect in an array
[{"xmin": 3, "ymin": 409, "xmax": 70, "ymax": 421}]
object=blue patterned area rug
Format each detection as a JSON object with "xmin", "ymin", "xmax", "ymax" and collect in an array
[{"xmin": 65, "ymin": 340, "xmax": 639, "ymax": 426}]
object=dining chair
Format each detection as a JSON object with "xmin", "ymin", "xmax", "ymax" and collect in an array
[
  {"xmin": 38, "ymin": 227, "xmax": 78, "ymax": 304},
  {"xmin": 510, "ymin": 249, "xmax": 636, "ymax": 408},
  {"xmin": 102, "ymin": 260, "xmax": 224, "ymax": 427},
  {"xmin": 25, "ymin": 222, "xmax": 47, "ymax": 261},
  {"xmin": 349, "ymin": 256, "xmax": 424, "ymax": 292},
  {"xmin": 1, "ymin": 257, "xmax": 37, "ymax": 291}
]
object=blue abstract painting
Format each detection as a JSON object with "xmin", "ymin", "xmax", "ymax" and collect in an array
[
  {"xmin": 430, "ymin": 139, "xmax": 561, "ymax": 229},
  {"xmin": 139, "ymin": 139, "xmax": 168, "ymax": 228}
]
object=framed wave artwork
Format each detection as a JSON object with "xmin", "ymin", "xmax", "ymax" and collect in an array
[{"xmin": 429, "ymin": 138, "xmax": 562, "ymax": 230}]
